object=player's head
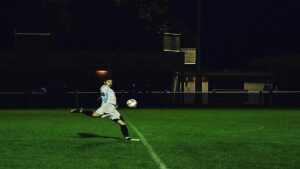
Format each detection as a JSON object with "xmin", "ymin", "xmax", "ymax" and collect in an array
[{"xmin": 104, "ymin": 79, "xmax": 113, "ymax": 87}]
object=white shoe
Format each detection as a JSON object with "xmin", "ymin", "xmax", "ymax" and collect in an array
[
  {"xmin": 70, "ymin": 109, "xmax": 77, "ymax": 113},
  {"xmin": 125, "ymin": 137, "xmax": 140, "ymax": 141}
]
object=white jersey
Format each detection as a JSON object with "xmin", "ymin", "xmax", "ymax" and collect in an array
[{"xmin": 100, "ymin": 85, "xmax": 117, "ymax": 105}]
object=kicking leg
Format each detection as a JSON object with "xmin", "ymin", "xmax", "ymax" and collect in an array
[
  {"xmin": 91, "ymin": 111, "xmax": 108, "ymax": 118},
  {"xmin": 71, "ymin": 108, "xmax": 101, "ymax": 118},
  {"xmin": 90, "ymin": 106, "xmax": 107, "ymax": 118},
  {"xmin": 81, "ymin": 109, "xmax": 94, "ymax": 117}
]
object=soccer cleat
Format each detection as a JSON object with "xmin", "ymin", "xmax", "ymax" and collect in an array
[
  {"xmin": 79, "ymin": 108, "xmax": 84, "ymax": 113},
  {"xmin": 70, "ymin": 108, "xmax": 84, "ymax": 113},
  {"xmin": 125, "ymin": 137, "xmax": 140, "ymax": 141},
  {"xmin": 70, "ymin": 109, "xmax": 78, "ymax": 113},
  {"xmin": 130, "ymin": 138, "xmax": 141, "ymax": 142}
]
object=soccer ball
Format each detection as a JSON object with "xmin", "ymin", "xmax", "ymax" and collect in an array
[{"xmin": 126, "ymin": 99, "xmax": 137, "ymax": 108}]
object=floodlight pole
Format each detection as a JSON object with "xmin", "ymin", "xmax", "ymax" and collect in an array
[{"xmin": 195, "ymin": 0, "xmax": 203, "ymax": 106}]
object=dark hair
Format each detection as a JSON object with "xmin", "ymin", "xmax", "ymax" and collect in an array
[{"xmin": 103, "ymin": 78, "xmax": 112, "ymax": 83}]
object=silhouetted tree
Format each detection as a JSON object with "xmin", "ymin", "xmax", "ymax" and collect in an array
[{"xmin": 15, "ymin": 0, "xmax": 194, "ymax": 50}]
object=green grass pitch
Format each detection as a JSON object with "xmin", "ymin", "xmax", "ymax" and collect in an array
[{"xmin": 0, "ymin": 108, "xmax": 300, "ymax": 169}]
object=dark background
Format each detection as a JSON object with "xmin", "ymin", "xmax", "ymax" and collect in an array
[
  {"xmin": 1, "ymin": 0, "xmax": 300, "ymax": 90},
  {"xmin": 1, "ymin": 1, "xmax": 300, "ymax": 66}
]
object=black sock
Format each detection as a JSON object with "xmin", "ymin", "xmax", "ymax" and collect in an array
[
  {"xmin": 120, "ymin": 125, "xmax": 130, "ymax": 138},
  {"xmin": 81, "ymin": 110, "xmax": 93, "ymax": 117}
]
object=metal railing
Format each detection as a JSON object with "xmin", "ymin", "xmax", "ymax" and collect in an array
[{"xmin": 0, "ymin": 90, "xmax": 299, "ymax": 108}]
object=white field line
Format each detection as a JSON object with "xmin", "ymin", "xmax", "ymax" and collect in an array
[{"xmin": 126, "ymin": 120, "xmax": 168, "ymax": 169}]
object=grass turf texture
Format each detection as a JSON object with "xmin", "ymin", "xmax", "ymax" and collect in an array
[{"xmin": 0, "ymin": 108, "xmax": 300, "ymax": 169}]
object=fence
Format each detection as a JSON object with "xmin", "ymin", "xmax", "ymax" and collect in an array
[{"xmin": 0, "ymin": 91, "xmax": 300, "ymax": 108}]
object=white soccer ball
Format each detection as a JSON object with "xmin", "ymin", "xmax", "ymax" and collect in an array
[{"xmin": 126, "ymin": 99, "xmax": 137, "ymax": 108}]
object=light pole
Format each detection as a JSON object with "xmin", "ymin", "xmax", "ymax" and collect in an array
[{"xmin": 195, "ymin": 0, "xmax": 202, "ymax": 106}]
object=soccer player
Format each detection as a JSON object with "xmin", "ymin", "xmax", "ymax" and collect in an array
[{"xmin": 72, "ymin": 79, "xmax": 139, "ymax": 141}]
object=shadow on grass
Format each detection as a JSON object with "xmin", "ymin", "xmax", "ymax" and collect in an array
[{"xmin": 74, "ymin": 133, "xmax": 123, "ymax": 140}]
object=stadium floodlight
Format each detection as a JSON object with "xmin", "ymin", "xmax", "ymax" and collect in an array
[
  {"xmin": 181, "ymin": 48, "xmax": 196, "ymax": 65},
  {"xmin": 163, "ymin": 32, "xmax": 181, "ymax": 52},
  {"xmin": 95, "ymin": 70, "xmax": 109, "ymax": 76}
]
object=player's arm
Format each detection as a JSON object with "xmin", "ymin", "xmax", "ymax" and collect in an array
[
  {"xmin": 98, "ymin": 86, "xmax": 108, "ymax": 101},
  {"xmin": 98, "ymin": 92, "xmax": 105, "ymax": 101},
  {"xmin": 103, "ymin": 89, "xmax": 109, "ymax": 103}
]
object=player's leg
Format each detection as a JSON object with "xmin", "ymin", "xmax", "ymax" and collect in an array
[
  {"xmin": 91, "ymin": 106, "xmax": 106, "ymax": 118},
  {"xmin": 81, "ymin": 109, "xmax": 94, "ymax": 117},
  {"xmin": 112, "ymin": 116, "xmax": 139, "ymax": 141},
  {"xmin": 71, "ymin": 107, "xmax": 104, "ymax": 118},
  {"xmin": 109, "ymin": 108, "xmax": 129, "ymax": 139},
  {"xmin": 112, "ymin": 117, "xmax": 131, "ymax": 140},
  {"xmin": 71, "ymin": 108, "xmax": 94, "ymax": 116},
  {"xmin": 110, "ymin": 108, "xmax": 138, "ymax": 140}
]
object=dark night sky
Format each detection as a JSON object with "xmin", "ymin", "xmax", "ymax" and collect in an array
[
  {"xmin": 1, "ymin": 0, "xmax": 300, "ymax": 68},
  {"xmin": 201, "ymin": 0, "xmax": 300, "ymax": 68}
]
